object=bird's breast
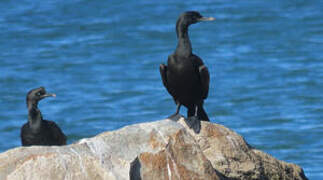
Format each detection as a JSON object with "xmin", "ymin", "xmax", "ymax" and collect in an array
[{"xmin": 166, "ymin": 57, "xmax": 202, "ymax": 105}]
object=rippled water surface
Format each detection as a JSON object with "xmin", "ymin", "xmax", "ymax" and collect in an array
[{"xmin": 0, "ymin": 0, "xmax": 322, "ymax": 178}]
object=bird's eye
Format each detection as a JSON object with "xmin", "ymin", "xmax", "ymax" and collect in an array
[{"xmin": 37, "ymin": 92, "xmax": 41, "ymax": 96}]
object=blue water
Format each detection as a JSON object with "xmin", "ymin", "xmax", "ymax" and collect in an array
[{"xmin": 0, "ymin": 0, "xmax": 322, "ymax": 178}]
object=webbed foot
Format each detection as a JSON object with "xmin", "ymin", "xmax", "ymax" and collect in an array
[
  {"xmin": 185, "ymin": 116, "xmax": 201, "ymax": 134},
  {"xmin": 167, "ymin": 113, "xmax": 181, "ymax": 121}
]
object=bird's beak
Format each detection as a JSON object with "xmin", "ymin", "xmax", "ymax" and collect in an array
[
  {"xmin": 198, "ymin": 17, "xmax": 215, "ymax": 22},
  {"xmin": 41, "ymin": 93, "xmax": 56, "ymax": 98}
]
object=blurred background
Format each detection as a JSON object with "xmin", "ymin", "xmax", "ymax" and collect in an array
[{"xmin": 0, "ymin": 0, "xmax": 322, "ymax": 178}]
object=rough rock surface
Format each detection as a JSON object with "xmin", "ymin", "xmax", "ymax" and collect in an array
[{"xmin": 0, "ymin": 115, "xmax": 308, "ymax": 180}]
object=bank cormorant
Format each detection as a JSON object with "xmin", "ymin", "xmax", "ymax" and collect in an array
[
  {"xmin": 21, "ymin": 87, "xmax": 67, "ymax": 146},
  {"xmin": 160, "ymin": 11, "xmax": 215, "ymax": 133}
]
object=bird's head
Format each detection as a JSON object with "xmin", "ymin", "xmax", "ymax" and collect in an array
[
  {"xmin": 26, "ymin": 87, "xmax": 56, "ymax": 107},
  {"xmin": 177, "ymin": 11, "xmax": 215, "ymax": 27}
]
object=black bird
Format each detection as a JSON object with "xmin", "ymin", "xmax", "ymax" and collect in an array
[
  {"xmin": 160, "ymin": 11, "xmax": 214, "ymax": 133},
  {"xmin": 21, "ymin": 87, "xmax": 67, "ymax": 146}
]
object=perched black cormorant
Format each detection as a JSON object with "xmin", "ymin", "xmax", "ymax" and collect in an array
[
  {"xmin": 20, "ymin": 87, "xmax": 67, "ymax": 146},
  {"xmin": 160, "ymin": 11, "xmax": 215, "ymax": 133}
]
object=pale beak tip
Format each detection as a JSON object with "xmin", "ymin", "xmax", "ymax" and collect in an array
[{"xmin": 199, "ymin": 17, "xmax": 216, "ymax": 22}]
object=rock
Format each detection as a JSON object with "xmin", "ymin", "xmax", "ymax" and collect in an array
[
  {"xmin": 130, "ymin": 129, "xmax": 221, "ymax": 180},
  {"xmin": 0, "ymin": 115, "xmax": 308, "ymax": 180}
]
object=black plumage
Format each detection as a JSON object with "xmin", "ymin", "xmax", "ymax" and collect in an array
[
  {"xmin": 160, "ymin": 11, "xmax": 215, "ymax": 133},
  {"xmin": 21, "ymin": 87, "xmax": 66, "ymax": 146}
]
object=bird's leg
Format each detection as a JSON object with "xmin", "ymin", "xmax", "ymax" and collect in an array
[
  {"xmin": 168, "ymin": 102, "xmax": 181, "ymax": 121},
  {"xmin": 185, "ymin": 105, "xmax": 201, "ymax": 134}
]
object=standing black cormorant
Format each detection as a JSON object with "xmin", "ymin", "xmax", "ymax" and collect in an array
[
  {"xmin": 20, "ymin": 87, "xmax": 67, "ymax": 146},
  {"xmin": 160, "ymin": 11, "xmax": 215, "ymax": 133}
]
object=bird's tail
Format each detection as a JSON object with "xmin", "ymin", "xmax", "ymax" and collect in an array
[{"xmin": 187, "ymin": 105, "xmax": 210, "ymax": 121}]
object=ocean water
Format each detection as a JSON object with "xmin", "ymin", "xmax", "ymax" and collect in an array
[{"xmin": 0, "ymin": 0, "xmax": 322, "ymax": 178}]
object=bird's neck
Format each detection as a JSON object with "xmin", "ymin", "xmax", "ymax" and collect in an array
[
  {"xmin": 175, "ymin": 22, "xmax": 192, "ymax": 57},
  {"xmin": 27, "ymin": 103, "xmax": 43, "ymax": 131}
]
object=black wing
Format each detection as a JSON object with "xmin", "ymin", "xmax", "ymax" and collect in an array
[
  {"xmin": 21, "ymin": 123, "xmax": 32, "ymax": 146},
  {"xmin": 159, "ymin": 63, "xmax": 168, "ymax": 90},
  {"xmin": 199, "ymin": 65, "xmax": 210, "ymax": 99},
  {"xmin": 192, "ymin": 55, "xmax": 210, "ymax": 99},
  {"xmin": 45, "ymin": 120, "xmax": 67, "ymax": 145}
]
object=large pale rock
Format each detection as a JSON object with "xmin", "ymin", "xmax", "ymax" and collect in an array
[{"xmin": 0, "ymin": 115, "xmax": 307, "ymax": 180}]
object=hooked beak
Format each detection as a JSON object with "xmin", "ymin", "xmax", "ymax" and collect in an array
[
  {"xmin": 41, "ymin": 93, "xmax": 56, "ymax": 99},
  {"xmin": 198, "ymin": 17, "xmax": 215, "ymax": 22}
]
